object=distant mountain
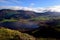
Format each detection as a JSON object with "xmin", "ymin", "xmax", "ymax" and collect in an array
[
  {"xmin": 0, "ymin": 9, "xmax": 18, "ymax": 20},
  {"xmin": 35, "ymin": 11, "xmax": 60, "ymax": 16},
  {"xmin": 0, "ymin": 9, "xmax": 60, "ymax": 19},
  {"xmin": 0, "ymin": 9, "xmax": 37, "ymax": 19}
]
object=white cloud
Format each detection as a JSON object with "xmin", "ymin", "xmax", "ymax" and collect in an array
[
  {"xmin": 30, "ymin": 3, "xmax": 35, "ymax": 6},
  {"xmin": 34, "ymin": 5, "xmax": 60, "ymax": 12},
  {"xmin": 8, "ymin": 0, "xmax": 22, "ymax": 5},
  {"xmin": 46, "ymin": 6, "xmax": 60, "ymax": 12},
  {"xmin": 0, "ymin": 6, "xmax": 23, "ymax": 10},
  {"xmin": 0, "ymin": 5, "xmax": 60, "ymax": 13},
  {"xmin": 0, "ymin": 0, "xmax": 5, "ymax": 1},
  {"xmin": 0, "ymin": 0, "xmax": 7, "ymax": 2},
  {"xmin": 0, "ymin": 0, "xmax": 22, "ymax": 5},
  {"xmin": 29, "ymin": 3, "xmax": 35, "ymax": 7}
]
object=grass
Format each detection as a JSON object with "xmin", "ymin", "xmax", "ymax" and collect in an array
[
  {"xmin": 0, "ymin": 27, "xmax": 36, "ymax": 40},
  {"xmin": 0, "ymin": 19, "xmax": 18, "ymax": 22},
  {"xmin": 31, "ymin": 16, "xmax": 50, "ymax": 21},
  {"xmin": 0, "ymin": 27, "xmax": 58, "ymax": 40}
]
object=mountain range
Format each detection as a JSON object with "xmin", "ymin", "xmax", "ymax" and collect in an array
[{"xmin": 0, "ymin": 9, "xmax": 60, "ymax": 19}]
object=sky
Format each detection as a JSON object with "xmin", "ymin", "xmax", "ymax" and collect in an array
[
  {"xmin": 0, "ymin": 0, "xmax": 60, "ymax": 12},
  {"xmin": 0, "ymin": 0, "xmax": 60, "ymax": 7}
]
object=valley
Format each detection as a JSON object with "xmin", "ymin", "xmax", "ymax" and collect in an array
[{"xmin": 0, "ymin": 9, "xmax": 60, "ymax": 40}]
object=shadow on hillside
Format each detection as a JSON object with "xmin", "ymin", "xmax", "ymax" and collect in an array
[{"xmin": 26, "ymin": 26, "xmax": 60, "ymax": 38}]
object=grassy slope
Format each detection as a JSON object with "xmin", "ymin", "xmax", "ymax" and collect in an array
[
  {"xmin": 0, "ymin": 27, "xmax": 59, "ymax": 40},
  {"xmin": 0, "ymin": 27, "xmax": 36, "ymax": 40}
]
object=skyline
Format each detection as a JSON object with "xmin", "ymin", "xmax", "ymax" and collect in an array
[{"xmin": 0, "ymin": 0, "xmax": 60, "ymax": 12}]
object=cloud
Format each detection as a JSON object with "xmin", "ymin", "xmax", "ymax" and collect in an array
[
  {"xmin": 0, "ymin": 0, "xmax": 7, "ymax": 2},
  {"xmin": 34, "ymin": 5, "xmax": 60, "ymax": 12},
  {"xmin": 0, "ymin": 0, "xmax": 22, "ymax": 5},
  {"xmin": 46, "ymin": 6, "xmax": 60, "ymax": 12},
  {"xmin": 0, "ymin": 5, "xmax": 60, "ymax": 13},
  {"xmin": 0, "ymin": 0, "xmax": 5, "ymax": 1},
  {"xmin": 30, "ymin": 3, "xmax": 35, "ymax": 6},
  {"xmin": 8, "ymin": 0, "xmax": 22, "ymax": 5},
  {"xmin": 0, "ymin": 6, "xmax": 23, "ymax": 10},
  {"xmin": 29, "ymin": 3, "xmax": 35, "ymax": 7}
]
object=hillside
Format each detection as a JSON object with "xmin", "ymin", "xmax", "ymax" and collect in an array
[{"xmin": 0, "ymin": 27, "xmax": 36, "ymax": 40}]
